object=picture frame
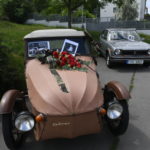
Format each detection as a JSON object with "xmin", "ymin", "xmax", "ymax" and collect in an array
[
  {"xmin": 28, "ymin": 41, "xmax": 50, "ymax": 57},
  {"xmin": 61, "ymin": 39, "xmax": 79, "ymax": 56}
]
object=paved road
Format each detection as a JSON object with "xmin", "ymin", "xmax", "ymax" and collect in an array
[
  {"xmin": 137, "ymin": 30, "xmax": 150, "ymax": 35},
  {"xmin": 0, "ymin": 57, "xmax": 150, "ymax": 150}
]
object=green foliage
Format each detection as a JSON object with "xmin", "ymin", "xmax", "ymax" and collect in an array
[
  {"xmin": 119, "ymin": 0, "xmax": 138, "ymax": 20},
  {"xmin": 0, "ymin": 38, "xmax": 25, "ymax": 96},
  {"xmin": 140, "ymin": 34, "xmax": 150, "ymax": 44},
  {"xmin": 1, "ymin": 0, "xmax": 33, "ymax": 23},
  {"xmin": 33, "ymin": 0, "xmax": 49, "ymax": 13},
  {"xmin": 89, "ymin": 31, "xmax": 101, "ymax": 41},
  {"xmin": 74, "ymin": 9, "xmax": 96, "ymax": 18},
  {"xmin": 0, "ymin": 21, "xmax": 63, "ymax": 97}
]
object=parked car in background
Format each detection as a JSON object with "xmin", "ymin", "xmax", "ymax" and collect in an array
[{"xmin": 99, "ymin": 28, "xmax": 150, "ymax": 68}]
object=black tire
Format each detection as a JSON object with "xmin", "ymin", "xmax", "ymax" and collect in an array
[
  {"xmin": 106, "ymin": 54, "xmax": 113, "ymax": 68},
  {"xmin": 107, "ymin": 100, "xmax": 129, "ymax": 136},
  {"xmin": 143, "ymin": 63, "xmax": 150, "ymax": 67},
  {"xmin": 2, "ymin": 103, "xmax": 24, "ymax": 149}
]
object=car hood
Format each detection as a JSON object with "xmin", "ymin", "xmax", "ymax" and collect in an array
[
  {"xmin": 110, "ymin": 41, "xmax": 150, "ymax": 50},
  {"xmin": 25, "ymin": 57, "xmax": 103, "ymax": 115}
]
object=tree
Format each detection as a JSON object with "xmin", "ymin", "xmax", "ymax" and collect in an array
[
  {"xmin": 119, "ymin": 0, "xmax": 138, "ymax": 20},
  {"xmin": 1, "ymin": 0, "xmax": 33, "ymax": 23},
  {"xmin": 61, "ymin": 0, "xmax": 135, "ymax": 28},
  {"xmin": 33, "ymin": 0, "xmax": 49, "ymax": 13}
]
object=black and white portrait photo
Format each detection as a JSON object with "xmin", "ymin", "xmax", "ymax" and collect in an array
[{"xmin": 61, "ymin": 39, "xmax": 79, "ymax": 56}]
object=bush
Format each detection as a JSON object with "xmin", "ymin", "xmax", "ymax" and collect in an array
[
  {"xmin": 0, "ymin": 39, "xmax": 25, "ymax": 97},
  {"xmin": 1, "ymin": 0, "xmax": 33, "ymax": 23}
]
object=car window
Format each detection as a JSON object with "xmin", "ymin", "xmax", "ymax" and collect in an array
[
  {"xmin": 103, "ymin": 30, "xmax": 108, "ymax": 40},
  {"xmin": 109, "ymin": 30, "xmax": 141, "ymax": 41},
  {"xmin": 27, "ymin": 37, "xmax": 91, "ymax": 57}
]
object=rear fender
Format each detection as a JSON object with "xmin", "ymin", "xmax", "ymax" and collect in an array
[
  {"xmin": 104, "ymin": 81, "xmax": 131, "ymax": 100},
  {"xmin": 0, "ymin": 90, "xmax": 23, "ymax": 114}
]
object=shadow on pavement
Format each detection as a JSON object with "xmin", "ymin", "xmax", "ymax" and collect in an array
[{"xmin": 17, "ymin": 127, "xmax": 114, "ymax": 150}]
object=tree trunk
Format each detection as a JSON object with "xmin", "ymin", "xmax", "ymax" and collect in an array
[{"xmin": 68, "ymin": 0, "xmax": 72, "ymax": 28}]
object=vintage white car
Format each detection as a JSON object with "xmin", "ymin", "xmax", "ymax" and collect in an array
[{"xmin": 100, "ymin": 28, "xmax": 150, "ymax": 68}]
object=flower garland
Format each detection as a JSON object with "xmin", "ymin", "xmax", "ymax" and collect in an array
[
  {"xmin": 37, "ymin": 50, "xmax": 92, "ymax": 93},
  {"xmin": 38, "ymin": 50, "xmax": 91, "ymax": 72}
]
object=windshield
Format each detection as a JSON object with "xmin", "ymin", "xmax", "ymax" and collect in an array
[
  {"xmin": 108, "ymin": 30, "xmax": 141, "ymax": 41},
  {"xmin": 27, "ymin": 37, "xmax": 91, "ymax": 57}
]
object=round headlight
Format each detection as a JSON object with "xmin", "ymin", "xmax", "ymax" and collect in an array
[
  {"xmin": 15, "ymin": 112, "xmax": 35, "ymax": 132},
  {"xmin": 148, "ymin": 50, "xmax": 150, "ymax": 55},
  {"xmin": 107, "ymin": 103, "xmax": 123, "ymax": 120},
  {"xmin": 114, "ymin": 49, "xmax": 121, "ymax": 55}
]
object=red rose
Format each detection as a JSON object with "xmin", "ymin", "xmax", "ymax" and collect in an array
[
  {"xmin": 53, "ymin": 51, "xmax": 59, "ymax": 58},
  {"xmin": 68, "ymin": 54, "xmax": 73, "ymax": 59},
  {"xmin": 77, "ymin": 63, "xmax": 81, "ymax": 68},
  {"xmin": 61, "ymin": 51, "xmax": 68, "ymax": 55},
  {"xmin": 56, "ymin": 60, "xmax": 60, "ymax": 64},
  {"xmin": 60, "ymin": 61, "xmax": 65, "ymax": 66},
  {"xmin": 61, "ymin": 56, "xmax": 67, "ymax": 62},
  {"xmin": 70, "ymin": 62, "xmax": 76, "ymax": 67}
]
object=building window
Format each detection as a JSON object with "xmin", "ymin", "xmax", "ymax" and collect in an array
[{"xmin": 113, "ymin": 7, "xmax": 117, "ymax": 13}]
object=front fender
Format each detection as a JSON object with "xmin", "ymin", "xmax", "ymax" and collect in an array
[
  {"xmin": 105, "ymin": 81, "xmax": 131, "ymax": 100},
  {"xmin": 0, "ymin": 90, "xmax": 23, "ymax": 114}
]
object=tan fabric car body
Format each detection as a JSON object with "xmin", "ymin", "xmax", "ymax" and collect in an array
[{"xmin": 25, "ymin": 56, "xmax": 104, "ymax": 140}]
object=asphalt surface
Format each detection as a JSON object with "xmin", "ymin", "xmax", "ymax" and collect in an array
[{"xmin": 0, "ymin": 57, "xmax": 150, "ymax": 150}]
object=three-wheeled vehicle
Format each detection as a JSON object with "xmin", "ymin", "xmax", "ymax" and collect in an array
[{"xmin": 0, "ymin": 29, "xmax": 130, "ymax": 149}]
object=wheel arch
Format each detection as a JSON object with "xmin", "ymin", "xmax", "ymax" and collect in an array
[
  {"xmin": 0, "ymin": 90, "xmax": 23, "ymax": 114},
  {"xmin": 104, "ymin": 81, "xmax": 131, "ymax": 100}
]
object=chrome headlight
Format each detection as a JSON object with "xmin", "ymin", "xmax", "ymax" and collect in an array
[
  {"xmin": 148, "ymin": 50, "xmax": 150, "ymax": 55},
  {"xmin": 107, "ymin": 103, "xmax": 123, "ymax": 120},
  {"xmin": 114, "ymin": 49, "xmax": 121, "ymax": 55},
  {"xmin": 15, "ymin": 112, "xmax": 35, "ymax": 132}
]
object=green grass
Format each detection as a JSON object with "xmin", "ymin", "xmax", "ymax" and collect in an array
[
  {"xmin": 139, "ymin": 33, "xmax": 150, "ymax": 44},
  {"xmin": 0, "ymin": 21, "xmax": 63, "ymax": 55},
  {"xmin": 0, "ymin": 21, "xmax": 64, "ymax": 96}
]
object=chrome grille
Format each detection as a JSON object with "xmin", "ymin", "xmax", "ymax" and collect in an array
[{"xmin": 122, "ymin": 50, "xmax": 147, "ymax": 55}]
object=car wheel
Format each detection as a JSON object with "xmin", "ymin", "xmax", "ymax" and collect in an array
[
  {"xmin": 2, "ymin": 102, "xmax": 24, "ymax": 149},
  {"xmin": 106, "ymin": 54, "xmax": 113, "ymax": 68},
  {"xmin": 106, "ymin": 100, "xmax": 129, "ymax": 136}
]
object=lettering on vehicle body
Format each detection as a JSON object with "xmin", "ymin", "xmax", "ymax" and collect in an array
[{"xmin": 52, "ymin": 122, "xmax": 71, "ymax": 127}]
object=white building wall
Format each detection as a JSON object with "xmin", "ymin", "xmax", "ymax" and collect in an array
[
  {"xmin": 100, "ymin": 0, "xmax": 146, "ymax": 21},
  {"xmin": 136, "ymin": 0, "xmax": 146, "ymax": 20},
  {"xmin": 100, "ymin": 3, "xmax": 116, "ymax": 21}
]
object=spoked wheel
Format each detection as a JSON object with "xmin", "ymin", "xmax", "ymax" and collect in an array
[
  {"xmin": 106, "ymin": 54, "xmax": 113, "ymax": 68},
  {"xmin": 105, "ymin": 92, "xmax": 129, "ymax": 136},
  {"xmin": 2, "ymin": 100, "xmax": 25, "ymax": 150}
]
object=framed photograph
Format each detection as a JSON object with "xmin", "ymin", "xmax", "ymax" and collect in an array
[
  {"xmin": 61, "ymin": 39, "xmax": 79, "ymax": 56},
  {"xmin": 28, "ymin": 41, "xmax": 50, "ymax": 57}
]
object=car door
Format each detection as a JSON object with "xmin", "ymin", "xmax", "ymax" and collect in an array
[{"xmin": 100, "ymin": 30, "xmax": 109, "ymax": 57}]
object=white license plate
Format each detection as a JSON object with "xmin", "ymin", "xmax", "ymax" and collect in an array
[{"xmin": 126, "ymin": 60, "xmax": 144, "ymax": 64}]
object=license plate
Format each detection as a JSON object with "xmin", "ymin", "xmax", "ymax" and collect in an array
[{"xmin": 126, "ymin": 60, "xmax": 144, "ymax": 64}]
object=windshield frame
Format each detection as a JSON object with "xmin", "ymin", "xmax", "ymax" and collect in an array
[{"xmin": 25, "ymin": 36, "xmax": 92, "ymax": 59}]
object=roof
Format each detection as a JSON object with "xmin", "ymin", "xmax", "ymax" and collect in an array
[
  {"xmin": 24, "ymin": 29, "xmax": 85, "ymax": 39},
  {"xmin": 107, "ymin": 28, "xmax": 136, "ymax": 31}
]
